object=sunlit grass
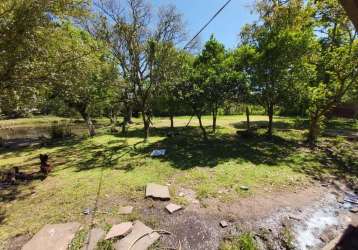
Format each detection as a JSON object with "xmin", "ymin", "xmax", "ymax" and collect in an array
[{"xmin": 0, "ymin": 115, "xmax": 356, "ymax": 245}]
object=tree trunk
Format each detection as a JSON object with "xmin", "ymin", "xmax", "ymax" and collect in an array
[
  {"xmin": 246, "ymin": 106, "xmax": 250, "ymax": 131},
  {"xmin": 170, "ymin": 115, "xmax": 174, "ymax": 129},
  {"xmin": 197, "ymin": 114, "xmax": 208, "ymax": 140},
  {"xmin": 82, "ymin": 113, "xmax": 95, "ymax": 137},
  {"xmin": 121, "ymin": 117, "xmax": 127, "ymax": 136},
  {"xmin": 307, "ymin": 113, "xmax": 320, "ymax": 145},
  {"xmin": 212, "ymin": 108, "xmax": 217, "ymax": 133},
  {"xmin": 142, "ymin": 111, "xmax": 150, "ymax": 142},
  {"xmin": 127, "ymin": 105, "xmax": 133, "ymax": 124},
  {"xmin": 267, "ymin": 103, "xmax": 274, "ymax": 138}
]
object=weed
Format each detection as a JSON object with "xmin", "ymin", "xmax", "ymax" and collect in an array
[
  {"xmin": 69, "ymin": 229, "xmax": 88, "ymax": 250},
  {"xmin": 219, "ymin": 232, "xmax": 258, "ymax": 250}
]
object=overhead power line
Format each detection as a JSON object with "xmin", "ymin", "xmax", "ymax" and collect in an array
[{"xmin": 183, "ymin": 0, "xmax": 233, "ymax": 50}]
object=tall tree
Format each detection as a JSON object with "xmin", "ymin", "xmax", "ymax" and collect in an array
[
  {"xmin": 305, "ymin": 0, "xmax": 358, "ymax": 143},
  {"xmin": 0, "ymin": 0, "xmax": 90, "ymax": 115},
  {"xmin": 240, "ymin": 0, "xmax": 315, "ymax": 137},
  {"xmin": 48, "ymin": 23, "xmax": 117, "ymax": 136},
  {"xmin": 195, "ymin": 35, "xmax": 229, "ymax": 133},
  {"xmin": 91, "ymin": 0, "xmax": 186, "ymax": 141}
]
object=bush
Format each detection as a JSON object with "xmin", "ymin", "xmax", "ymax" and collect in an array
[{"xmin": 50, "ymin": 121, "xmax": 72, "ymax": 139}]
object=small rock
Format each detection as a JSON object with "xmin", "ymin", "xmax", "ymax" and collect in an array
[
  {"xmin": 105, "ymin": 222, "xmax": 133, "ymax": 240},
  {"xmin": 166, "ymin": 203, "xmax": 182, "ymax": 214},
  {"xmin": 178, "ymin": 192, "xmax": 185, "ymax": 197},
  {"xmin": 337, "ymin": 196, "xmax": 345, "ymax": 204},
  {"xmin": 220, "ymin": 220, "xmax": 228, "ymax": 228},
  {"xmin": 118, "ymin": 206, "xmax": 133, "ymax": 215},
  {"xmin": 288, "ymin": 215, "xmax": 301, "ymax": 221},
  {"xmin": 350, "ymin": 207, "xmax": 358, "ymax": 213},
  {"xmin": 240, "ymin": 186, "xmax": 249, "ymax": 191}
]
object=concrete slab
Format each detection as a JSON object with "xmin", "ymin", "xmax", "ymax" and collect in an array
[
  {"xmin": 22, "ymin": 222, "xmax": 81, "ymax": 250},
  {"xmin": 166, "ymin": 203, "xmax": 182, "ymax": 214},
  {"xmin": 114, "ymin": 221, "xmax": 160, "ymax": 250},
  {"xmin": 82, "ymin": 228, "xmax": 105, "ymax": 250},
  {"xmin": 105, "ymin": 222, "xmax": 133, "ymax": 240},
  {"xmin": 145, "ymin": 183, "xmax": 170, "ymax": 200},
  {"xmin": 118, "ymin": 206, "xmax": 133, "ymax": 215}
]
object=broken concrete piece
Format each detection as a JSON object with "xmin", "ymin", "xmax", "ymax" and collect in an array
[
  {"xmin": 240, "ymin": 186, "xmax": 249, "ymax": 191},
  {"xmin": 22, "ymin": 222, "xmax": 81, "ymax": 250},
  {"xmin": 220, "ymin": 221, "xmax": 228, "ymax": 228},
  {"xmin": 114, "ymin": 221, "xmax": 160, "ymax": 250},
  {"xmin": 145, "ymin": 183, "xmax": 170, "ymax": 200},
  {"xmin": 166, "ymin": 203, "xmax": 182, "ymax": 214},
  {"xmin": 82, "ymin": 228, "xmax": 105, "ymax": 250},
  {"xmin": 150, "ymin": 149, "xmax": 166, "ymax": 157},
  {"xmin": 105, "ymin": 222, "xmax": 133, "ymax": 240},
  {"xmin": 118, "ymin": 206, "xmax": 133, "ymax": 215}
]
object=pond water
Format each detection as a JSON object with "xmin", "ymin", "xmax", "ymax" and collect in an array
[{"xmin": 0, "ymin": 124, "xmax": 89, "ymax": 140}]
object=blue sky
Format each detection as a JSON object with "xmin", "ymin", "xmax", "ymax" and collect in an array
[{"xmin": 152, "ymin": 0, "xmax": 258, "ymax": 49}]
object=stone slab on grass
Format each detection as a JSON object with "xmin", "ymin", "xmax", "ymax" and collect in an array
[
  {"xmin": 82, "ymin": 228, "xmax": 105, "ymax": 250},
  {"xmin": 166, "ymin": 203, "xmax": 182, "ymax": 214},
  {"xmin": 114, "ymin": 221, "xmax": 160, "ymax": 250},
  {"xmin": 105, "ymin": 222, "xmax": 133, "ymax": 240},
  {"xmin": 22, "ymin": 222, "xmax": 81, "ymax": 250},
  {"xmin": 145, "ymin": 183, "xmax": 170, "ymax": 200},
  {"xmin": 118, "ymin": 206, "xmax": 134, "ymax": 215}
]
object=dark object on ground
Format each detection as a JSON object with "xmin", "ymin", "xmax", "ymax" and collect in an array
[
  {"xmin": 334, "ymin": 225, "xmax": 358, "ymax": 250},
  {"xmin": 167, "ymin": 131, "xmax": 180, "ymax": 137},
  {"xmin": 40, "ymin": 154, "xmax": 52, "ymax": 175},
  {"xmin": 236, "ymin": 129, "xmax": 256, "ymax": 139}
]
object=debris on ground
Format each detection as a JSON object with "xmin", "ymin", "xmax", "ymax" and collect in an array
[
  {"xmin": 145, "ymin": 183, "xmax": 170, "ymax": 200},
  {"xmin": 22, "ymin": 222, "xmax": 81, "ymax": 250},
  {"xmin": 220, "ymin": 221, "xmax": 228, "ymax": 228},
  {"xmin": 118, "ymin": 206, "xmax": 133, "ymax": 215},
  {"xmin": 150, "ymin": 149, "xmax": 166, "ymax": 157},
  {"xmin": 83, "ymin": 207, "xmax": 93, "ymax": 215},
  {"xmin": 82, "ymin": 228, "xmax": 105, "ymax": 250},
  {"xmin": 166, "ymin": 203, "xmax": 182, "ymax": 214},
  {"xmin": 240, "ymin": 186, "xmax": 249, "ymax": 191},
  {"xmin": 178, "ymin": 192, "xmax": 185, "ymax": 197},
  {"xmin": 105, "ymin": 222, "xmax": 133, "ymax": 240},
  {"xmin": 114, "ymin": 221, "xmax": 160, "ymax": 250},
  {"xmin": 344, "ymin": 193, "xmax": 358, "ymax": 204}
]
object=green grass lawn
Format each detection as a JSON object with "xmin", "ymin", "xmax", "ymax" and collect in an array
[{"xmin": 0, "ymin": 115, "xmax": 357, "ymax": 247}]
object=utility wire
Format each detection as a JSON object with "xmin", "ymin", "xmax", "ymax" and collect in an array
[{"xmin": 183, "ymin": 0, "xmax": 233, "ymax": 50}]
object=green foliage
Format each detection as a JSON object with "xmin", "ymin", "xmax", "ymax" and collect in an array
[
  {"xmin": 96, "ymin": 240, "xmax": 114, "ymax": 250},
  {"xmin": 239, "ymin": 0, "xmax": 315, "ymax": 136},
  {"xmin": 0, "ymin": 0, "xmax": 90, "ymax": 115},
  {"xmin": 305, "ymin": 0, "xmax": 358, "ymax": 143},
  {"xmin": 219, "ymin": 233, "xmax": 258, "ymax": 250},
  {"xmin": 69, "ymin": 229, "xmax": 87, "ymax": 250}
]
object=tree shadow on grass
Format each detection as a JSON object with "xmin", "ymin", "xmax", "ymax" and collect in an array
[{"xmin": 134, "ymin": 127, "xmax": 301, "ymax": 169}]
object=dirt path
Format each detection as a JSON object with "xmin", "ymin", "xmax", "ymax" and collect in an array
[{"xmin": 134, "ymin": 182, "xmax": 356, "ymax": 250}]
